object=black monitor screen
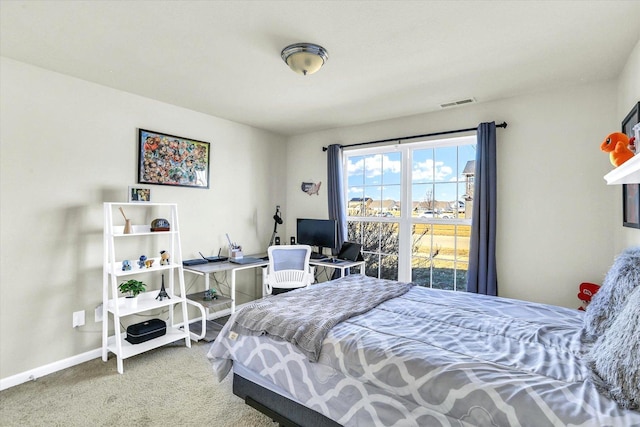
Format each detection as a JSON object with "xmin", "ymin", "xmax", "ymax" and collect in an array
[{"xmin": 296, "ymin": 218, "xmax": 338, "ymax": 251}]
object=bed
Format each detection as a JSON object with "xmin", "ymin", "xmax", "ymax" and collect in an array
[{"xmin": 208, "ymin": 251, "xmax": 640, "ymax": 427}]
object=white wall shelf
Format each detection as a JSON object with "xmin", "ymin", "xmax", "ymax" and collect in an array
[
  {"xmin": 604, "ymin": 154, "xmax": 640, "ymax": 185},
  {"xmin": 102, "ymin": 202, "xmax": 191, "ymax": 373}
]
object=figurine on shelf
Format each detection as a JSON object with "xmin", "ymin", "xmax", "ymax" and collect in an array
[
  {"xmin": 156, "ymin": 274, "xmax": 170, "ymax": 301},
  {"xmin": 119, "ymin": 207, "xmax": 132, "ymax": 234},
  {"xmin": 600, "ymin": 132, "xmax": 636, "ymax": 167},
  {"xmin": 203, "ymin": 289, "xmax": 218, "ymax": 301},
  {"xmin": 138, "ymin": 255, "xmax": 147, "ymax": 269},
  {"xmin": 150, "ymin": 218, "xmax": 170, "ymax": 232},
  {"xmin": 121, "ymin": 260, "xmax": 132, "ymax": 271},
  {"xmin": 144, "ymin": 258, "xmax": 154, "ymax": 268},
  {"xmin": 160, "ymin": 250, "xmax": 170, "ymax": 265}
]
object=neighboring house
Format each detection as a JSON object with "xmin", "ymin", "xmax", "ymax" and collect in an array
[
  {"xmin": 462, "ymin": 160, "xmax": 475, "ymax": 200},
  {"xmin": 348, "ymin": 197, "xmax": 372, "ymax": 216},
  {"xmin": 415, "ymin": 200, "xmax": 460, "ymax": 215},
  {"xmin": 369, "ymin": 199, "xmax": 399, "ymax": 214},
  {"xmin": 462, "ymin": 160, "xmax": 475, "ymax": 219}
]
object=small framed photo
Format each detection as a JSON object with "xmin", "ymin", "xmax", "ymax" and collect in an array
[
  {"xmin": 128, "ymin": 186, "xmax": 151, "ymax": 202},
  {"xmin": 138, "ymin": 129, "xmax": 210, "ymax": 189}
]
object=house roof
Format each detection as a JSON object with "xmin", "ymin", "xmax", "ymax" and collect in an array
[
  {"xmin": 462, "ymin": 161, "xmax": 475, "ymax": 176},
  {"xmin": 1, "ymin": 1, "xmax": 639, "ymax": 136}
]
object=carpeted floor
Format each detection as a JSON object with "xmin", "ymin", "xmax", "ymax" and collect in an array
[{"xmin": 0, "ymin": 341, "xmax": 274, "ymax": 427}]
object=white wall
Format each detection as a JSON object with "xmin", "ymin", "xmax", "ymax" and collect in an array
[
  {"xmin": 2, "ymin": 41, "xmax": 638, "ymax": 384},
  {"xmin": 616, "ymin": 40, "xmax": 640, "ymax": 250},
  {"xmin": 0, "ymin": 57, "xmax": 287, "ymax": 380},
  {"xmin": 285, "ymin": 80, "xmax": 628, "ymax": 309}
]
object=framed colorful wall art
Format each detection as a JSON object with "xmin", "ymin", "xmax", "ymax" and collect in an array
[{"xmin": 138, "ymin": 129, "xmax": 210, "ymax": 189}]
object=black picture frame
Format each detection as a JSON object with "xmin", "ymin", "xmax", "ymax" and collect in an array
[
  {"xmin": 623, "ymin": 183, "xmax": 640, "ymax": 229},
  {"xmin": 138, "ymin": 129, "xmax": 210, "ymax": 189},
  {"xmin": 621, "ymin": 102, "xmax": 639, "ymax": 228},
  {"xmin": 621, "ymin": 102, "xmax": 639, "ymax": 137}
]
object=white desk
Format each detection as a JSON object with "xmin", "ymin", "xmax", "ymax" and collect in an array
[
  {"xmin": 183, "ymin": 257, "xmax": 364, "ymax": 340},
  {"xmin": 309, "ymin": 258, "xmax": 365, "ymax": 278},
  {"xmin": 183, "ymin": 258, "xmax": 268, "ymax": 340}
]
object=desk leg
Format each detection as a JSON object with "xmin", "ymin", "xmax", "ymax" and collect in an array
[
  {"xmin": 230, "ymin": 269, "xmax": 236, "ymax": 314},
  {"xmin": 204, "ymin": 273, "xmax": 211, "ymax": 320}
]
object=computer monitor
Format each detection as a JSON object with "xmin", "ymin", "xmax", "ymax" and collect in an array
[{"xmin": 296, "ymin": 218, "xmax": 338, "ymax": 259}]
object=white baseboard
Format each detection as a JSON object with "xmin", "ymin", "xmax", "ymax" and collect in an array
[
  {"xmin": 0, "ymin": 348, "xmax": 102, "ymax": 391},
  {"xmin": 1, "ymin": 314, "xmax": 231, "ymax": 391}
]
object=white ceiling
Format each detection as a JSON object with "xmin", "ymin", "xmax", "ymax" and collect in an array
[{"xmin": 1, "ymin": 1, "xmax": 639, "ymax": 136}]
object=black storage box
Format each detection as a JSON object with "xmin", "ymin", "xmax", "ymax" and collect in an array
[{"xmin": 125, "ymin": 319, "xmax": 166, "ymax": 344}]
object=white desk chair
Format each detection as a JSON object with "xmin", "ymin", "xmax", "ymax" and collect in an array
[{"xmin": 264, "ymin": 245, "xmax": 314, "ymax": 295}]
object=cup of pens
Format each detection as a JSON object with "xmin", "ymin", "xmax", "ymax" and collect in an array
[
  {"xmin": 230, "ymin": 247, "xmax": 243, "ymax": 260},
  {"xmin": 226, "ymin": 233, "xmax": 243, "ymax": 259}
]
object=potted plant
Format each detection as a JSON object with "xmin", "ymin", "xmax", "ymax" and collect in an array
[{"xmin": 119, "ymin": 279, "xmax": 146, "ymax": 308}]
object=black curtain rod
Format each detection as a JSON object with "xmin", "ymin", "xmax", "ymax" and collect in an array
[{"xmin": 322, "ymin": 121, "xmax": 507, "ymax": 151}]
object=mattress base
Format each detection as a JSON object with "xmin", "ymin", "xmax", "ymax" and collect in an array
[{"xmin": 233, "ymin": 372, "xmax": 341, "ymax": 427}]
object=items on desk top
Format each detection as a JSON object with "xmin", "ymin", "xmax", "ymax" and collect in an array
[
  {"xmin": 183, "ymin": 249, "xmax": 227, "ymax": 266},
  {"xmin": 202, "ymin": 256, "xmax": 228, "ymax": 262},
  {"xmin": 226, "ymin": 233, "xmax": 244, "ymax": 260},
  {"xmin": 230, "ymin": 248, "xmax": 243, "ymax": 260},
  {"xmin": 183, "ymin": 258, "xmax": 208, "ymax": 266},
  {"xmin": 199, "ymin": 249, "xmax": 228, "ymax": 263},
  {"xmin": 229, "ymin": 257, "xmax": 264, "ymax": 265},
  {"xmin": 337, "ymin": 242, "xmax": 364, "ymax": 261},
  {"xmin": 183, "ymin": 234, "xmax": 264, "ymax": 266}
]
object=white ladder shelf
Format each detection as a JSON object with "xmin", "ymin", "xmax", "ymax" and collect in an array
[{"xmin": 102, "ymin": 202, "xmax": 191, "ymax": 373}]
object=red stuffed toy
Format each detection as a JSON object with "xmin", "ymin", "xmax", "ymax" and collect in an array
[{"xmin": 577, "ymin": 282, "xmax": 601, "ymax": 311}]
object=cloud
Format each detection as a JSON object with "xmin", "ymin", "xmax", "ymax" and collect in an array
[
  {"xmin": 347, "ymin": 154, "xmax": 401, "ymax": 178},
  {"xmin": 412, "ymin": 159, "xmax": 452, "ymax": 181}
]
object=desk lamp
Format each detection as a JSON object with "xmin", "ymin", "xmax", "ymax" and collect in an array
[{"xmin": 269, "ymin": 205, "xmax": 283, "ymax": 247}]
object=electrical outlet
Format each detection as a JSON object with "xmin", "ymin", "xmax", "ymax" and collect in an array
[
  {"xmin": 72, "ymin": 310, "xmax": 85, "ymax": 328},
  {"xmin": 95, "ymin": 304, "xmax": 103, "ymax": 322}
]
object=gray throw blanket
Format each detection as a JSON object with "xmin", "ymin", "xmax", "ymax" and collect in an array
[{"xmin": 230, "ymin": 275, "xmax": 414, "ymax": 361}]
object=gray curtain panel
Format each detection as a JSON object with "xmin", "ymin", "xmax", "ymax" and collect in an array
[
  {"xmin": 327, "ymin": 144, "xmax": 347, "ymax": 254},
  {"xmin": 467, "ymin": 122, "xmax": 498, "ymax": 295}
]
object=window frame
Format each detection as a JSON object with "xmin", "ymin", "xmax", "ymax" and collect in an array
[{"xmin": 343, "ymin": 134, "xmax": 475, "ymax": 285}]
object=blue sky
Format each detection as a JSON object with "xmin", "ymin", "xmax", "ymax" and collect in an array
[{"xmin": 346, "ymin": 143, "xmax": 476, "ymax": 203}]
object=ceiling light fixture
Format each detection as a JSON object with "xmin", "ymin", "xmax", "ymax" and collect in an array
[{"xmin": 281, "ymin": 43, "xmax": 328, "ymax": 76}]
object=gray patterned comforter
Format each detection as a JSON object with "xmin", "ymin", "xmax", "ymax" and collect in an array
[
  {"xmin": 229, "ymin": 277, "xmax": 412, "ymax": 361},
  {"xmin": 208, "ymin": 275, "xmax": 640, "ymax": 426}
]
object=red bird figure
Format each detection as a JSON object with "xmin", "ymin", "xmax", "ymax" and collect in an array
[{"xmin": 600, "ymin": 132, "xmax": 636, "ymax": 167}]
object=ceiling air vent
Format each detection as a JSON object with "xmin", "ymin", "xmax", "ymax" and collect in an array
[{"xmin": 440, "ymin": 98, "xmax": 476, "ymax": 109}]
